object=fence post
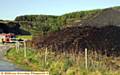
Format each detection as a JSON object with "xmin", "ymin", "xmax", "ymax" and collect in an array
[
  {"xmin": 16, "ymin": 41, "xmax": 19, "ymax": 53},
  {"xmin": 85, "ymin": 48, "xmax": 88, "ymax": 70},
  {"xmin": 18, "ymin": 41, "xmax": 20, "ymax": 52},
  {"xmin": 45, "ymin": 47, "xmax": 47, "ymax": 63},
  {"xmin": 24, "ymin": 40, "xmax": 27, "ymax": 58},
  {"xmin": 44, "ymin": 47, "xmax": 48, "ymax": 69},
  {"xmin": 16, "ymin": 41, "xmax": 17, "ymax": 53}
]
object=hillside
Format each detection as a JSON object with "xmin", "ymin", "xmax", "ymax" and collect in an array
[
  {"xmin": 79, "ymin": 8, "xmax": 120, "ymax": 27},
  {"xmin": 14, "ymin": 9, "xmax": 101, "ymax": 35},
  {"xmin": 14, "ymin": 6, "xmax": 120, "ymax": 35}
]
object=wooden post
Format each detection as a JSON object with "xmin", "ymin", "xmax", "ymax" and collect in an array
[
  {"xmin": 45, "ymin": 47, "xmax": 47, "ymax": 63},
  {"xmin": 24, "ymin": 40, "xmax": 27, "ymax": 57},
  {"xmin": 44, "ymin": 47, "xmax": 48, "ymax": 69},
  {"xmin": 16, "ymin": 41, "xmax": 17, "ymax": 53},
  {"xmin": 18, "ymin": 41, "xmax": 20, "ymax": 52},
  {"xmin": 85, "ymin": 48, "xmax": 88, "ymax": 70},
  {"xmin": 16, "ymin": 41, "xmax": 19, "ymax": 53}
]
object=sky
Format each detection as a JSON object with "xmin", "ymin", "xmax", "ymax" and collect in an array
[{"xmin": 0, "ymin": 0, "xmax": 120, "ymax": 20}]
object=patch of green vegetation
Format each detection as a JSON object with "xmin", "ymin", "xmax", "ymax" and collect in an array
[
  {"xmin": 16, "ymin": 35, "xmax": 32, "ymax": 40},
  {"xmin": 6, "ymin": 48, "xmax": 41, "ymax": 70},
  {"xmin": 6, "ymin": 48, "xmax": 120, "ymax": 75}
]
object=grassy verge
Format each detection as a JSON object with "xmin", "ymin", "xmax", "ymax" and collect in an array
[{"xmin": 6, "ymin": 48, "xmax": 120, "ymax": 75}]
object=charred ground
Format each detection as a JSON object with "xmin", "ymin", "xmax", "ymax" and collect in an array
[{"xmin": 33, "ymin": 25, "xmax": 120, "ymax": 56}]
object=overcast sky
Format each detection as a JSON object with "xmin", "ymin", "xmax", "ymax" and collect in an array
[{"xmin": 0, "ymin": 0, "xmax": 120, "ymax": 20}]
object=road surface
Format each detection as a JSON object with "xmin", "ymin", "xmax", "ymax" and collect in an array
[{"xmin": 0, "ymin": 45, "xmax": 22, "ymax": 71}]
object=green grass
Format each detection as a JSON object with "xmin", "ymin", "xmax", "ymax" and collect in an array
[
  {"xmin": 16, "ymin": 35, "xmax": 32, "ymax": 40},
  {"xmin": 6, "ymin": 48, "xmax": 120, "ymax": 75}
]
